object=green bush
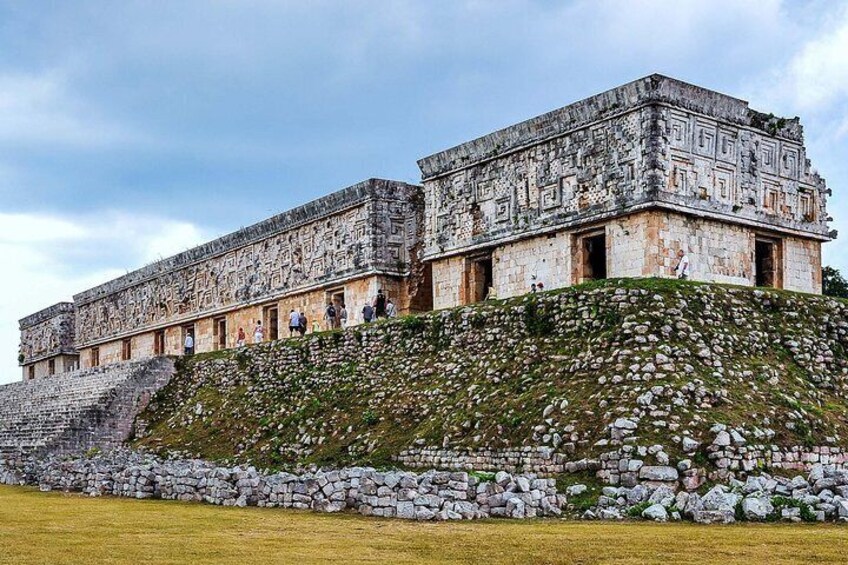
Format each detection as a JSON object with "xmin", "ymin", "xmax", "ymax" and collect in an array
[{"xmin": 362, "ymin": 410, "xmax": 379, "ymax": 426}]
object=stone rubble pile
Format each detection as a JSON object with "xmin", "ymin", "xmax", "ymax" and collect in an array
[
  {"xmin": 582, "ymin": 462, "xmax": 848, "ymax": 524},
  {"xmin": 0, "ymin": 451, "xmax": 564, "ymax": 521}
]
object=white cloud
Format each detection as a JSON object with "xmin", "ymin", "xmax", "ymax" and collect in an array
[
  {"xmin": 0, "ymin": 70, "xmax": 141, "ymax": 147},
  {"xmin": 0, "ymin": 211, "xmax": 208, "ymax": 384},
  {"xmin": 781, "ymin": 7, "xmax": 848, "ymax": 111}
]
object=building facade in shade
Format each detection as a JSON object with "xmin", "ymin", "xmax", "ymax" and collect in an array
[
  {"xmin": 19, "ymin": 303, "xmax": 80, "ymax": 380},
  {"xmin": 416, "ymin": 74, "xmax": 833, "ymax": 309},
  {"xmin": 18, "ymin": 75, "xmax": 835, "ymax": 380}
]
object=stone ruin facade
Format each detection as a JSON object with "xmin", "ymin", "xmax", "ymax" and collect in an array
[
  {"xmin": 17, "ymin": 74, "xmax": 834, "ymax": 379},
  {"xmin": 19, "ymin": 303, "xmax": 79, "ymax": 381},
  {"xmin": 418, "ymin": 74, "xmax": 833, "ymax": 309}
]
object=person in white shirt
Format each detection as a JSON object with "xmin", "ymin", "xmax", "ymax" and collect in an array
[
  {"xmin": 253, "ymin": 320, "xmax": 264, "ymax": 343},
  {"xmin": 386, "ymin": 299, "xmax": 397, "ymax": 318},
  {"xmin": 289, "ymin": 309, "xmax": 301, "ymax": 337},
  {"xmin": 675, "ymin": 250, "xmax": 691, "ymax": 280},
  {"xmin": 184, "ymin": 333, "xmax": 194, "ymax": 356},
  {"xmin": 339, "ymin": 304, "xmax": 348, "ymax": 329}
]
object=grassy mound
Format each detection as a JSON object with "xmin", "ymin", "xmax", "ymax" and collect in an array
[{"xmin": 134, "ymin": 279, "xmax": 848, "ymax": 471}]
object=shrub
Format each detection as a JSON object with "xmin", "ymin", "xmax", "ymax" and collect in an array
[{"xmin": 362, "ymin": 410, "xmax": 379, "ymax": 426}]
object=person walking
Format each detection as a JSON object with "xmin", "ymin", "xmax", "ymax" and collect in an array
[
  {"xmin": 362, "ymin": 302, "xmax": 374, "ymax": 323},
  {"xmin": 298, "ymin": 311, "xmax": 308, "ymax": 336},
  {"xmin": 236, "ymin": 327, "xmax": 246, "ymax": 347},
  {"xmin": 289, "ymin": 309, "xmax": 300, "ymax": 337},
  {"xmin": 324, "ymin": 302, "xmax": 338, "ymax": 330},
  {"xmin": 183, "ymin": 332, "xmax": 194, "ymax": 356},
  {"xmin": 374, "ymin": 289, "xmax": 387, "ymax": 319},
  {"xmin": 675, "ymin": 249, "xmax": 691, "ymax": 280},
  {"xmin": 253, "ymin": 320, "xmax": 264, "ymax": 344},
  {"xmin": 386, "ymin": 299, "xmax": 397, "ymax": 318},
  {"xmin": 339, "ymin": 303, "xmax": 348, "ymax": 329}
]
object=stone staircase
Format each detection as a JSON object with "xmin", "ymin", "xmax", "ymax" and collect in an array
[{"xmin": 0, "ymin": 358, "xmax": 174, "ymax": 459}]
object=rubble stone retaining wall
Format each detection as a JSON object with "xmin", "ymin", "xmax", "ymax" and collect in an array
[{"xmin": 0, "ymin": 451, "xmax": 565, "ymax": 521}]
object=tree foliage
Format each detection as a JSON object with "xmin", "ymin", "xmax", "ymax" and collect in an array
[{"xmin": 823, "ymin": 266, "xmax": 848, "ymax": 298}]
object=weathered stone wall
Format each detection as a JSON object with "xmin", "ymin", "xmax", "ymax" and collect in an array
[
  {"xmin": 0, "ymin": 358, "xmax": 174, "ymax": 458},
  {"xmin": 420, "ymin": 106, "xmax": 653, "ymax": 261},
  {"xmin": 492, "ymin": 231, "xmax": 572, "ymax": 299},
  {"xmin": 22, "ymin": 355, "xmax": 80, "ymax": 382},
  {"xmin": 78, "ymin": 273, "xmax": 408, "ymax": 369},
  {"xmin": 0, "ymin": 451, "xmax": 566, "ymax": 521},
  {"xmin": 18, "ymin": 302, "xmax": 78, "ymax": 378},
  {"xmin": 417, "ymin": 74, "xmax": 831, "ymax": 301},
  {"xmin": 655, "ymin": 102, "xmax": 829, "ymax": 238},
  {"xmin": 73, "ymin": 179, "xmax": 421, "ymax": 349}
]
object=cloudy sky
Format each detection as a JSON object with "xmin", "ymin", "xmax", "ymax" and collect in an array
[{"xmin": 1, "ymin": 0, "xmax": 847, "ymax": 383}]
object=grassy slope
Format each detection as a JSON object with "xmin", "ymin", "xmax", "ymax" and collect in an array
[
  {"xmin": 134, "ymin": 279, "xmax": 848, "ymax": 471},
  {"xmin": 2, "ymin": 485, "xmax": 848, "ymax": 565}
]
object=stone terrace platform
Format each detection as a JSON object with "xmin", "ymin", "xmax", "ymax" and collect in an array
[{"xmin": 0, "ymin": 357, "xmax": 174, "ymax": 459}]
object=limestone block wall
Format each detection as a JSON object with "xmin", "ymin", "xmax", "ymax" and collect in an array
[
  {"xmin": 0, "ymin": 357, "xmax": 174, "ymax": 458},
  {"xmin": 21, "ymin": 355, "xmax": 80, "ymax": 381},
  {"xmin": 2, "ymin": 453, "xmax": 566, "ymax": 521},
  {"xmin": 78, "ymin": 274, "xmax": 407, "ymax": 368},
  {"xmin": 432, "ymin": 257, "xmax": 466, "ymax": 310},
  {"xmin": 420, "ymin": 105, "xmax": 653, "ymax": 260},
  {"xmin": 73, "ymin": 179, "xmax": 421, "ymax": 350},
  {"xmin": 784, "ymin": 237, "xmax": 822, "ymax": 294},
  {"xmin": 492, "ymin": 231, "xmax": 572, "ymax": 300},
  {"xmin": 639, "ymin": 211, "xmax": 822, "ymax": 293},
  {"xmin": 18, "ymin": 302, "xmax": 78, "ymax": 380},
  {"xmin": 418, "ymin": 74, "xmax": 831, "ymax": 300}
]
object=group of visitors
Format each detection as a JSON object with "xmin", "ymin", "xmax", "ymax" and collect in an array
[{"xmin": 360, "ymin": 288, "xmax": 397, "ymax": 323}]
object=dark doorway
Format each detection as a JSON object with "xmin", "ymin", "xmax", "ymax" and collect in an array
[
  {"xmin": 583, "ymin": 233, "xmax": 607, "ymax": 281},
  {"xmin": 154, "ymin": 330, "xmax": 166, "ymax": 356},
  {"xmin": 214, "ymin": 317, "xmax": 227, "ymax": 350},
  {"xmin": 264, "ymin": 306, "xmax": 279, "ymax": 341},
  {"xmin": 468, "ymin": 255, "xmax": 493, "ymax": 303},
  {"xmin": 121, "ymin": 338, "xmax": 132, "ymax": 361},
  {"xmin": 755, "ymin": 239, "xmax": 778, "ymax": 288}
]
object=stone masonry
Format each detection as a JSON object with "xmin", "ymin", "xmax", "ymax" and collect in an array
[
  {"xmin": 0, "ymin": 358, "xmax": 174, "ymax": 459},
  {"xmin": 17, "ymin": 74, "xmax": 834, "ymax": 378},
  {"xmin": 0, "ymin": 451, "xmax": 565, "ymax": 521},
  {"xmin": 417, "ymin": 74, "xmax": 833, "ymax": 307},
  {"xmin": 18, "ymin": 302, "xmax": 79, "ymax": 380}
]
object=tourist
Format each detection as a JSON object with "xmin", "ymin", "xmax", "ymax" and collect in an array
[
  {"xmin": 386, "ymin": 299, "xmax": 397, "ymax": 318},
  {"xmin": 183, "ymin": 332, "xmax": 194, "ymax": 356},
  {"xmin": 485, "ymin": 285, "xmax": 497, "ymax": 301},
  {"xmin": 362, "ymin": 302, "xmax": 374, "ymax": 323},
  {"xmin": 298, "ymin": 312, "xmax": 308, "ymax": 336},
  {"xmin": 289, "ymin": 309, "xmax": 300, "ymax": 337},
  {"xmin": 537, "ymin": 282, "xmax": 545, "ymax": 292},
  {"xmin": 253, "ymin": 320, "xmax": 264, "ymax": 344},
  {"xmin": 530, "ymin": 283, "xmax": 538, "ymax": 293},
  {"xmin": 236, "ymin": 327, "xmax": 246, "ymax": 347},
  {"xmin": 675, "ymin": 249, "xmax": 691, "ymax": 280},
  {"xmin": 324, "ymin": 302, "xmax": 337, "ymax": 330},
  {"xmin": 374, "ymin": 289, "xmax": 387, "ymax": 319},
  {"xmin": 339, "ymin": 303, "xmax": 348, "ymax": 329}
]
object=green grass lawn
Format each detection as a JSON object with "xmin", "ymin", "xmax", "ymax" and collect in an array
[{"xmin": 2, "ymin": 486, "xmax": 847, "ymax": 564}]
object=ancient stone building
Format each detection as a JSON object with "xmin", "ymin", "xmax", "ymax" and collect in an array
[
  {"xmin": 417, "ymin": 74, "xmax": 833, "ymax": 308},
  {"xmin": 17, "ymin": 75, "xmax": 834, "ymax": 379},
  {"xmin": 18, "ymin": 303, "xmax": 79, "ymax": 380},
  {"xmin": 67, "ymin": 178, "xmax": 423, "ymax": 370}
]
